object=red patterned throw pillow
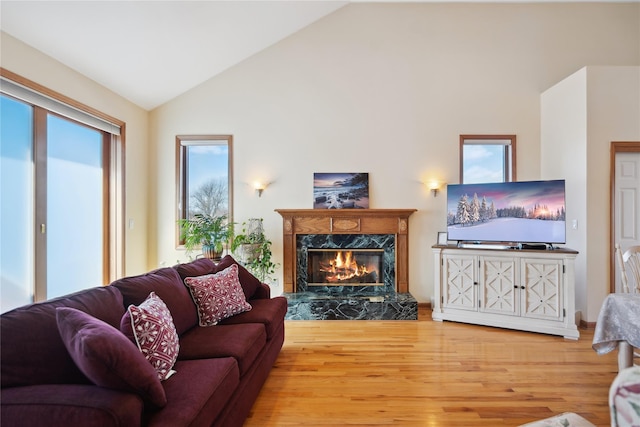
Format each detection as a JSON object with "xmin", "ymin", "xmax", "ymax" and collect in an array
[
  {"xmin": 121, "ymin": 292, "xmax": 179, "ymax": 381},
  {"xmin": 184, "ymin": 264, "xmax": 252, "ymax": 326}
]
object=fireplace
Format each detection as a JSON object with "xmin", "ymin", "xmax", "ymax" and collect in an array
[
  {"xmin": 276, "ymin": 209, "xmax": 418, "ymax": 320},
  {"xmin": 307, "ymin": 249, "xmax": 383, "ymax": 287},
  {"xmin": 297, "ymin": 233, "xmax": 395, "ymax": 294}
]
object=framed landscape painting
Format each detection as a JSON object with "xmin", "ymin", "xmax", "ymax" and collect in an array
[{"xmin": 313, "ymin": 173, "xmax": 369, "ymax": 209}]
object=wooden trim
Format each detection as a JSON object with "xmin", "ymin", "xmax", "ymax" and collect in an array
[
  {"xmin": 275, "ymin": 209, "xmax": 417, "ymax": 293},
  {"xmin": 459, "ymin": 134, "xmax": 516, "ymax": 183},
  {"xmin": 417, "ymin": 302, "xmax": 431, "ymax": 310},
  {"xmin": 33, "ymin": 107, "xmax": 47, "ymax": 302},
  {"xmin": 609, "ymin": 141, "xmax": 640, "ymax": 293},
  {"xmin": 110, "ymin": 130, "xmax": 125, "ymax": 281},
  {"xmin": 511, "ymin": 137, "xmax": 517, "ymax": 181},
  {"xmin": 102, "ymin": 132, "xmax": 111, "ymax": 285},
  {"xmin": 175, "ymin": 137, "xmax": 186, "ymax": 246},
  {"xmin": 0, "ymin": 68, "xmax": 124, "ymax": 129},
  {"xmin": 175, "ymin": 135, "xmax": 234, "ymax": 248},
  {"xmin": 580, "ymin": 319, "xmax": 597, "ymax": 330}
]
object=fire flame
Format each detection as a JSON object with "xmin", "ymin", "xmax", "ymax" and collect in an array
[{"xmin": 319, "ymin": 251, "xmax": 372, "ymax": 283}]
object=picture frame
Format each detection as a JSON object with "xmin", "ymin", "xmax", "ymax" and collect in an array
[
  {"xmin": 313, "ymin": 173, "xmax": 369, "ymax": 209},
  {"xmin": 437, "ymin": 231, "xmax": 448, "ymax": 246}
]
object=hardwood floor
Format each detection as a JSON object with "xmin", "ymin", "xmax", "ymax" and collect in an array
[{"xmin": 246, "ymin": 307, "xmax": 618, "ymax": 426}]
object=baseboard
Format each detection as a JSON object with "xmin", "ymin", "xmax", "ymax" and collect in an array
[
  {"xmin": 418, "ymin": 302, "xmax": 432, "ymax": 310},
  {"xmin": 580, "ymin": 319, "xmax": 596, "ymax": 329}
]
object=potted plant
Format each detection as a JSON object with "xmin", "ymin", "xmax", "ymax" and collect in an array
[
  {"xmin": 178, "ymin": 213, "xmax": 232, "ymax": 261},
  {"xmin": 231, "ymin": 218, "xmax": 278, "ymax": 282}
]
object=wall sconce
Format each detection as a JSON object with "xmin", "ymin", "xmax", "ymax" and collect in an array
[
  {"xmin": 253, "ymin": 181, "xmax": 268, "ymax": 197},
  {"xmin": 427, "ymin": 181, "xmax": 443, "ymax": 197}
]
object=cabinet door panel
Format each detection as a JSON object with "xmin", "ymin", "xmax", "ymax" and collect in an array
[
  {"xmin": 521, "ymin": 259, "xmax": 563, "ymax": 321},
  {"xmin": 480, "ymin": 257, "xmax": 518, "ymax": 315},
  {"xmin": 442, "ymin": 255, "xmax": 477, "ymax": 310}
]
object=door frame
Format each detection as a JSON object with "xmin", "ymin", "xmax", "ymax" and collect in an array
[{"xmin": 609, "ymin": 141, "xmax": 640, "ymax": 293}]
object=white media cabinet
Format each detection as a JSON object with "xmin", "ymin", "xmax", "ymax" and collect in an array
[{"xmin": 432, "ymin": 245, "xmax": 579, "ymax": 339}]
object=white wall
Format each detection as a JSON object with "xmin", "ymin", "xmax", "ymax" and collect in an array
[
  {"xmin": 150, "ymin": 3, "xmax": 640, "ymax": 305},
  {"xmin": 0, "ymin": 32, "xmax": 151, "ymax": 277},
  {"xmin": 540, "ymin": 68, "xmax": 588, "ymax": 319},
  {"xmin": 542, "ymin": 66, "xmax": 640, "ymax": 322},
  {"xmin": 586, "ymin": 67, "xmax": 640, "ymax": 319}
]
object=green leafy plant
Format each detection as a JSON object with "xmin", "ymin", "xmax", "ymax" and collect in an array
[
  {"xmin": 245, "ymin": 239, "xmax": 277, "ymax": 283},
  {"xmin": 178, "ymin": 213, "xmax": 233, "ymax": 259},
  {"xmin": 231, "ymin": 218, "xmax": 278, "ymax": 282}
]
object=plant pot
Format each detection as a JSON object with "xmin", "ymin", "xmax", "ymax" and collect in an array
[
  {"xmin": 202, "ymin": 244, "xmax": 223, "ymax": 261},
  {"xmin": 239, "ymin": 243, "xmax": 261, "ymax": 264}
]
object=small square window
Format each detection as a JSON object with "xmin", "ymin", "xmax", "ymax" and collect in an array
[{"xmin": 460, "ymin": 135, "xmax": 516, "ymax": 184}]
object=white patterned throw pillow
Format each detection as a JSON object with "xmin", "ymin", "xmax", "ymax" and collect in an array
[{"xmin": 122, "ymin": 292, "xmax": 180, "ymax": 381}]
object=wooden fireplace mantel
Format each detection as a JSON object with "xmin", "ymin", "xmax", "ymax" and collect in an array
[{"xmin": 275, "ymin": 209, "xmax": 417, "ymax": 293}]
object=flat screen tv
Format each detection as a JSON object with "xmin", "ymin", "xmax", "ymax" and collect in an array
[{"xmin": 446, "ymin": 179, "xmax": 566, "ymax": 245}]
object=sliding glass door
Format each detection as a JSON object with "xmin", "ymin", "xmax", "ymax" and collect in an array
[
  {"xmin": 45, "ymin": 114, "xmax": 105, "ymax": 298},
  {"xmin": 1, "ymin": 94, "xmax": 109, "ymax": 312},
  {"xmin": 1, "ymin": 95, "xmax": 34, "ymax": 312}
]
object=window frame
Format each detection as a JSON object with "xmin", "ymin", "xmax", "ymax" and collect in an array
[
  {"xmin": 459, "ymin": 134, "xmax": 516, "ymax": 184},
  {"xmin": 0, "ymin": 68, "xmax": 125, "ymax": 301},
  {"xmin": 175, "ymin": 135, "xmax": 233, "ymax": 247}
]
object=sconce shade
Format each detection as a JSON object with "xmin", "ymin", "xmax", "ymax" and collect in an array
[
  {"xmin": 425, "ymin": 180, "xmax": 443, "ymax": 197},
  {"xmin": 253, "ymin": 181, "xmax": 267, "ymax": 197}
]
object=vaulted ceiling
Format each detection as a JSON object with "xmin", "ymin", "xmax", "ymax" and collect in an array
[
  {"xmin": 1, "ymin": 1, "xmax": 348, "ymax": 110},
  {"xmin": 2, "ymin": 1, "xmax": 632, "ymax": 110}
]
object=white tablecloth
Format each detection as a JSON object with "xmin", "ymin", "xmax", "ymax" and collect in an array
[{"xmin": 592, "ymin": 293, "xmax": 640, "ymax": 355}]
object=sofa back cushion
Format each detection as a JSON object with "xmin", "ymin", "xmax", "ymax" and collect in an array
[
  {"xmin": 215, "ymin": 256, "xmax": 261, "ymax": 300},
  {"xmin": 1, "ymin": 286, "xmax": 124, "ymax": 388},
  {"xmin": 110, "ymin": 267, "xmax": 197, "ymax": 336},
  {"xmin": 174, "ymin": 258, "xmax": 217, "ymax": 280}
]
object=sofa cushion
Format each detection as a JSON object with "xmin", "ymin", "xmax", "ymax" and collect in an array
[
  {"xmin": 146, "ymin": 358, "xmax": 239, "ymax": 427},
  {"xmin": 219, "ymin": 296, "xmax": 288, "ymax": 339},
  {"xmin": 1, "ymin": 286, "xmax": 124, "ymax": 388},
  {"xmin": 183, "ymin": 264, "xmax": 252, "ymax": 326},
  {"xmin": 120, "ymin": 292, "xmax": 180, "ymax": 381},
  {"xmin": 56, "ymin": 307, "xmax": 167, "ymax": 408},
  {"xmin": 110, "ymin": 267, "xmax": 197, "ymax": 335},
  {"xmin": 213, "ymin": 255, "xmax": 262, "ymax": 300},
  {"xmin": 173, "ymin": 257, "xmax": 216, "ymax": 280},
  {"xmin": 1, "ymin": 384, "xmax": 144, "ymax": 427},
  {"xmin": 178, "ymin": 323, "xmax": 266, "ymax": 377}
]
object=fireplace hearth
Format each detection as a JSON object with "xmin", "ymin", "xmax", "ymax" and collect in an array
[{"xmin": 276, "ymin": 209, "xmax": 418, "ymax": 320}]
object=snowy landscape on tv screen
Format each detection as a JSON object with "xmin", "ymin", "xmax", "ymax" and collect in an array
[{"xmin": 446, "ymin": 180, "xmax": 566, "ymax": 244}]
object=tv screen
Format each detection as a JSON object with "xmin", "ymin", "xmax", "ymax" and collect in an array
[{"xmin": 446, "ymin": 180, "xmax": 566, "ymax": 244}]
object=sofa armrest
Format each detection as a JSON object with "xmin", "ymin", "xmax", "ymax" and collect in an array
[
  {"xmin": 1, "ymin": 384, "xmax": 143, "ymax": 427},
  {"xmin": 252, "ymin": 282, "xmax": 271, "ymax": 299}
]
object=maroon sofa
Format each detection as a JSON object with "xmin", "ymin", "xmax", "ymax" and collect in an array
[{"xmin": 1, "ymin": 255, "xmax": 287, "ymax": 427}]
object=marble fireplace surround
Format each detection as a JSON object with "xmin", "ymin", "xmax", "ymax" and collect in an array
[{"xmin": 275, "ymin": 209, "xmax": 418, "ymax": 320}]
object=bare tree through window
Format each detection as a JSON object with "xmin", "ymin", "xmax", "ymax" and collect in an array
[
  {"xmin": 190, "ymin": 178, "xmax": 228, "ymax": 218},
  {"xmin": 176, "ymin": 135, "xmax": 233, "ymax": 247}
]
